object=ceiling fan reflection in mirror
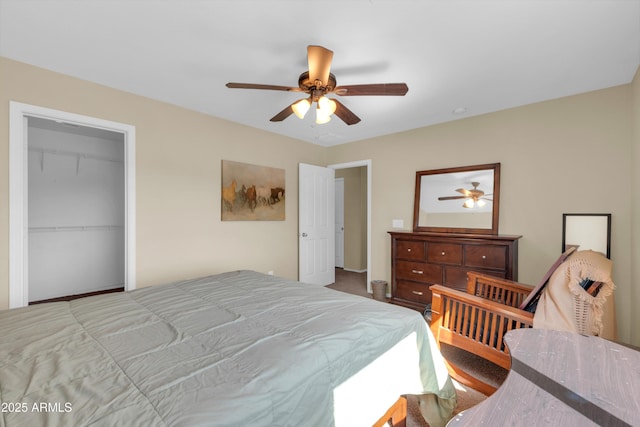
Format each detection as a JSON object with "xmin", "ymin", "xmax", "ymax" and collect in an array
[
  {"xmin": 226, "ymin": 45, "xmax": 408, "ymax": 125},
  {"xmin": 438, "ymin": 182, "xmax": 493, "ymax": 208}
]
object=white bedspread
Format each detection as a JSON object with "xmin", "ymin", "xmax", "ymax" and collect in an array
[{"xmin": 0, "ymin": 270, "xmax": 455, "ymax": 426}]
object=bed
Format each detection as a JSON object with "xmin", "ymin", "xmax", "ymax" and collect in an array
[{"xmin": 0, "ymin": 270, "xmax": 456, "ymax": 426}]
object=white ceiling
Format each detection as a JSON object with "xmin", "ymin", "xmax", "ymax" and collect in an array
[{"xmin": 1, "ymin": 1, "xmax": 639, "ymax": 146}]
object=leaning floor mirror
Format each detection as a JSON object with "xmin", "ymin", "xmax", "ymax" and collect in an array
[{"xmin": 413, "ymin": 163, "xmax": 500, "ymax": 235}]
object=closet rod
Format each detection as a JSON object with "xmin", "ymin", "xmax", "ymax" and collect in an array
[
  {"xmin": 28, "ymin": 146, "xmax": 124, "ymax": 163},
  {"xmin": 29, "ymin": 225, "xmax": 124, "ymax": 233}
]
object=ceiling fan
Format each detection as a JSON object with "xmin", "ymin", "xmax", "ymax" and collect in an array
[
  {"xmin": 438, "ymin": 182, "xmax": 493, "ymax": 208},
  {"xmin": 226, "ymin": 45, "xmax": 408, "ymax": 125}
]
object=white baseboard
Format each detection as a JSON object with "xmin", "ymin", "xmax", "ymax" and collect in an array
[{"xmin": 342, "ymin": 268, "xmax": 367, "ymax": 274}]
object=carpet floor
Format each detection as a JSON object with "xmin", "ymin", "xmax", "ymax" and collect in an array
[{"xmin": 327, "ymin": 268, "xmax": 507, "ymax": 426}]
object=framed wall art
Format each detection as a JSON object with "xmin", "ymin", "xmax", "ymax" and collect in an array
[
  {"xmin": 221, "ymin": 160, "xmax": 285, "ymax": 221},
  {"xmin": 562, "ymin": 213, "xmax": 611, "ymax": 258}
]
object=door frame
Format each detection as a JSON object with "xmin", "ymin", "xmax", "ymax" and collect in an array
[
  {"xmin": 329, "ymin": 160, "xmax": 372, "ymax": 292},
  {"xmin": 9, "ymin": 101, "xmax": 136, "ymax": 308},
  {"xmin": 334, "ymin": 177, "xmax": 345, "ymax": 269}
]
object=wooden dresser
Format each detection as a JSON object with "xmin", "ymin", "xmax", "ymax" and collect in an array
[{"xmin": 388, "ymin": 231, "xmax": 521, "ymax": 311}]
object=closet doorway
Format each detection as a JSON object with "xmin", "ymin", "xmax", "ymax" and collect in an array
[
  {"xmin": 9, "ymin": 102, "xmax": 136, "ymax": 308},
  {"xmin": 329, "ymin": 160, "xmax": 371, "ymax": 292}
]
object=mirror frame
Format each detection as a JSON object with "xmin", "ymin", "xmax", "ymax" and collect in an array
[{"xmin": 413, "ymin": 163, "xmax": 501, "ymax": 235}]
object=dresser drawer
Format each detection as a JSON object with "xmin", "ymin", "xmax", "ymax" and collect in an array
[
  {"xmin": 464, "ymin": 245, "xmax": 507, "ymax": 270},
  {"xmin": 396, "ymin": 261, "xmax": 442, "ymax": 283},
  {"xmin": 443, "ymin": 267, "xmax": 469, "ymax": 290},
  {"xmin": 396, "ymin": 240, "xmax": 425, "ymax": 261},
  {"xmin": 427, "ymin": 243, "xmax": 462, "ymax": 265},
  {"xmin": 395, "ymin": 280, "xmax": 432, "ymax": 305}
]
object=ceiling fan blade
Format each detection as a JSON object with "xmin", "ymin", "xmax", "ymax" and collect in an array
[
  {"xmin": 333, "ymin": 83, "xmax": 408, "ymax": 96},
  {"xmin": 226, "ymin": 82, "xmax": 303, "ymax": 92},
  {"xmin": 456, "ymin": 188, "xmax": 472, "ymax": 196},
  {"xmin": 438, "ymin": 196, "xmax": 467, "ymax": 201},
  {"xmin": 269, "ymin": 103, "xmax": 295, "ymax": 122},
  {"xmin": 307, "ymin": 45, "xmax": 333, "ymax": 87},
  {"xmin": 332, "ymin": 99, "xmax": 361, "ymax": 125}
]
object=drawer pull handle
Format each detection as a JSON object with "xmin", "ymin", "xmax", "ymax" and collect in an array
[
  {"xmin": 441, "ymin": 251, "xmax": 446, "ymax": 256},
  {"xmin": 407, "ymin": 248, "xmax": 412, "ymax": 252},
  {"xmin": 412, "ymin": 290, "xmax": 424, "ymax": 296},
  {"xmin": 411, "ymin": 269, "xmax": 424, "ymax": 275},
  {"xmin": 482, "ymin": 255, "xmax": 487, "ymax": 259}
]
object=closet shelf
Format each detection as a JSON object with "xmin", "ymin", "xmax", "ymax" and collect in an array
[
  {"xmin": 29, "ymin": 225, "xmax": 124, "ymax": 233},
  {"xmin": 29, "ymin": 146, "xmax": 124, "ymax": 163}
]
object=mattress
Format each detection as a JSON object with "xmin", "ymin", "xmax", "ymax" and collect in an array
[{"xmin": 0, "ymin": 270, "xmax": 456, "ymax": 426}]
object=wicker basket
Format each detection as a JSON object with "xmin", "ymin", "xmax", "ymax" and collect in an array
[{"xmin": 371, "ymin": 280, "xmax": 388, "ymax": 301}]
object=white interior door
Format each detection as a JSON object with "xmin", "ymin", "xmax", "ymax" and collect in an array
[
  {"xmin": 335, "ymin": 178, "xmax": 344, "ymax": 269},
  {"xmin": 299, "ymin": 163, "xmax": 335, "ymax": 285}
]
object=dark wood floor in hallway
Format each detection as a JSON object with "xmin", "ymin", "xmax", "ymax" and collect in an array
[{"xmin": 326, "ymin": 268, "xmax": 370, "ymax": 298}]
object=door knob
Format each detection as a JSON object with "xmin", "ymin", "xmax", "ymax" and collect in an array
[{"xmin": 301, "ymin": 232, "xmax": 308, "ymax": 237}]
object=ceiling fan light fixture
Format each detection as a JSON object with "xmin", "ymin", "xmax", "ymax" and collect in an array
[
  {"xmin": 292, "ymin": 98, "xmax": 311, "ymax": 119},
  {"xmin": 315, "ymin": 109, "xmax": 332, "ymax": 124},
  {"xmin": 317, "ymin": 96, "xmax": 337, "ymax": 115},
  {"xmin": 226, "ymin": 45, "xmax": 407, "ymax": 126},
  {"xmin": 477, "ymin": 199, "xmax": 486, "ymax": 207},
  {"xmin": 463, "ymin": 199, "xmax": 474, "ymax": 208},
  {"xmin": 315, "ymin": 96, "xmax": 336, "ymax": 124}
]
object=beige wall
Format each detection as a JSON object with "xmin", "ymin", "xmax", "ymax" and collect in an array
[
  {"xmin": 0, "ymin": 57, "xmax": 325, "ymax": 309},
  {"xmin": 2, "ymin": 57, "xmax": 638, "ymax": 346},
  {"xmin": 327, "ymin": 81, "xmax": 637, "ymax": 345},
  {"xmin": 632, "ymin": 67, "xmax": 640, "ymax": 345}
]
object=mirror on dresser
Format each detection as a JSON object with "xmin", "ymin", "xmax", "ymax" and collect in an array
[{"xmin": 413, "ymin": 163, "xmax": 500, "ymax": 235}]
